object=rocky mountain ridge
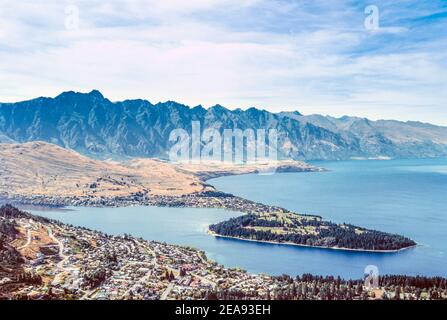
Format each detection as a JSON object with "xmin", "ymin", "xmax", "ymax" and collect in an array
[{"xmin": 1, "ymin": 90, "xmax": 446, "ymax": 160}]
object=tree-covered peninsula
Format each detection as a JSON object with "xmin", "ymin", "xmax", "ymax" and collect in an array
[{"xmin": 209, "ymin": 212, "xmax": 416, "ymax": 252}]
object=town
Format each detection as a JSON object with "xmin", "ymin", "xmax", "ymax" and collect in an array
[{"xmin": 1, "ymin": 205, "xmax": 446, "ymax": 300}]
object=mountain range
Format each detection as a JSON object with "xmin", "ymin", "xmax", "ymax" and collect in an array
[{"xmin": 1, "ymin": 90, "xmax": 447, "ymax": 160}]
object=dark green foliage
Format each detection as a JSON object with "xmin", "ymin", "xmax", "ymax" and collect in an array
[{"xmin": 209, "ymin": 214, "xmax": 416, "ymax": 251}]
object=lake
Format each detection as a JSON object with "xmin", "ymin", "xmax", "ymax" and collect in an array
[{"xmin": 31, "ymin": 158, "xmax": 447, "ymax": 279}]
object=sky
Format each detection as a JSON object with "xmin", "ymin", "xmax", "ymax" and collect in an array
[{"xmin": 0, "ymin": 0, "xmax": 446, "ymax": 125}]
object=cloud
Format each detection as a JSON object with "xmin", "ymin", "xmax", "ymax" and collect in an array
[{"xmin": 0, "ymin": 0, "xmax": 446, "ymax": 125}]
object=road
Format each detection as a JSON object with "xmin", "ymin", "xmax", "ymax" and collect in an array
[
  {"xmin": 192, "ymin": 273, "xmax": 217, "ymax": 289},
  {"xmin": 160, "ymin": 283, "xmax": 174, "ymax": 300},
  {"xmin": 18, "ymin": 228, "xmax": 31, "ymax": 250},
  {"xmin": 47, "ymin": 226, "xmax": 70, "ymax": 285},
  {"xmin": 17, "ymin": 219, "xmax": 34, "ymax": 250},
  {"xmin": 229, "ymin": 278, "xmax": 253, "ymax": 291},
  {"xmin": 121, "ymin": 262, "xmax": 154, "ymax": 298}
]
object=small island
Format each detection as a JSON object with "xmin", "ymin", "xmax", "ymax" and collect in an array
[{"xmin": 209, "ymin": 212, "xmax": 416, "ymax": 252}]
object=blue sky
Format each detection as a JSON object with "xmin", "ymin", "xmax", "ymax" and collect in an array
[{"xmin": 0, "ymin": 0, "xmax": 446, "ymax": 124}]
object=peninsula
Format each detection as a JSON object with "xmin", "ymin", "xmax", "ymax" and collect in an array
[
  {"xmin": 0, "ymin": 142, "xmax": 416, "ymax": 252},
  {"xmin": 0, "ymin": 206, "xmax": 443, "ymax": 300}
]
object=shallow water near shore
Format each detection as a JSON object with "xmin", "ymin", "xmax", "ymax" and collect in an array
[{"xmin": 32, "ymin": 158, "xmax": 447, "ymax": 278}]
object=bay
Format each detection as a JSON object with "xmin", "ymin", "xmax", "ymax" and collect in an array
[{"xmin": 31, "ymin": 158, "xmax": 447, "ymax": 278}]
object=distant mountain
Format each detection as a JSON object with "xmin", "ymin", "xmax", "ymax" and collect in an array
[
  {"xmin": 279, "ymin": 112, "xmax": 447, "ymax": 159},
  {"xmin": 1, "ymin": 90, "xmax": 447, "ymax": 160}
]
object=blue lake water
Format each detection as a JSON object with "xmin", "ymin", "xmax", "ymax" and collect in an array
[{"xmin": 32, "ymin": 158, "xmax": 447, "ymax": 279}]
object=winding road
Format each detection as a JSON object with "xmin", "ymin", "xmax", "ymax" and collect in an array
[{"xmin": 47, "ymin": 226, "xmax": 70, "ymax": 285}]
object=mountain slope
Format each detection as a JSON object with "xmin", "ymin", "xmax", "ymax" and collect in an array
[
  {"xmin": 280, "ymin": 113, "xmax": 447, "ymax": 159},
  {"xmin": 1, "ymin": 90, "xmax": 447, "ymax": 160},
  {"xmin": 0, "ymin": 141, "xmax": 316, "ymax": 202},
  {"xmin": 0, "ymin": 141, "xmax": 206, "ymax": 198}
]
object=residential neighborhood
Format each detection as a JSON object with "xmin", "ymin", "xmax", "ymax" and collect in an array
[{"xmin": 1, "ymin": 206, "xmax": 446, "ymax": 300}]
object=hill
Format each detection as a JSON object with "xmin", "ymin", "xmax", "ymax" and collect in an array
[
  {"xmin": 0, "ymin": 141, "xmax": 206, "ymax": 199},
  {"xmin": 0, "ymin": 141, "xmax": 317, "ymax": 203}
]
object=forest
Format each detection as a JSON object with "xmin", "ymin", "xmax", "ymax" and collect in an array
[
  {"xmin": 206, "ymin": 274, "xmax": 447, "ymax": 300},
  {"xmin": 209, "ymin": 214, "xmax": 416, "ymax": 251}
]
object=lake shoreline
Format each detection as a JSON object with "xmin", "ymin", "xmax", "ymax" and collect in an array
[
  {"xmin": 207, "ymin": 230, "xmax": 417, "ymax": 254},
  {"xmin": 1, "ymin": 191, "xmax": 417, "ymax": 253},
  {"xmin": 0, "ymin": 164, "xmax": 417, "ymax": 255},
  {"xmin": 11, "ymin": 158, "xmax": 446, "ymax": 278}
]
